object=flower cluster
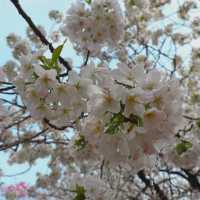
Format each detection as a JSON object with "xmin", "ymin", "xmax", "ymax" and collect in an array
[
  {"xmin": 9, "ymin": 43, "xmax": 182, "ymax": 169},
  {"xmin": 61, "ymin": 0, "xmax": 124, "ymax": 54},
  {"xmin": 67, "ymin": 174, "xmax": 113, "ymax": 200},
  {"xmin": 1, "ymin": 182, "xmax": 29, "ymax": 200},
  {"xmin": 68, "ymin": 63, "xmax": 182, "ymax": 169},
  {"xmin": 3, "ymin": 0, "xmax": 200, "ymax": 199}
]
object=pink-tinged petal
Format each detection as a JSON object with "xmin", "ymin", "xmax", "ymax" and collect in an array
[
  {"xmin": 48, "ymin": 69, "xmax": 57, "ymax": 80},
  {"xmin": 17, "ymin": 182, "xmax": 29, "ymax": 190},
  {"xmin": 34, "ymin": 65, "xmax": 45, "ymax": 77},
  {"xmin": 144, "ymin": 108, "xmax": 167, "ymax": 130},
  {"xmin": 148, "ymin": 69, "xmax": 161, "ymax": 83},
  {"xmin": 142, "ymin": 142, "xmax": 156, "ymax": 155},
  {"xmin": 68, "ymin": 70, "xmax": 79, "ymax": 84}
]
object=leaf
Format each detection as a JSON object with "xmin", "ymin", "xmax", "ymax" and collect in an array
[
  {"xmin": 191, "ymin": 93, "xmax": 200, "ymax": 104},
  {"xmin": 39, "ymin": 56, "xmax": 52, "ymax": 69},
  {"xmin": 51, "ymin": 40, "xmax": 67, "ymax": 67},
  {"xmin": 51, "ymin": 44, "xmax": 64, "ymax": 67},
  {"xmin": 105, "ymin": 113, "xmax": 124, "ymax": 135},
  {"xmin": 176, "ymin": 140, "xmax": 192, "ymax": 155},
  {"xmin": 74, "ymin": 135, "xmax": 87, "ymax": 150},
  {"xmin": 196, "ymin": 120, "xmax": 200, "ymax": 128},
  {"xmin": 129, "ymin": 114, "xmax": 143, "ymax": 127},
  {"xmin": 32, "ymin": 72, "xmax": 39, "ymax": 80},
  {"xmin": 144, "ymin": 103, "xmax": 151, "ymax": 111},
  {"xmin": 73, "ymin": 185, "xmax": 86, "ymax": 200},
  {"xmin": 85, "ymin": 0, "xmax": 92, "ymax": 4},
  {"xmin": 128, "ymin": 0, "xmax": 135, "ymax": 6}
]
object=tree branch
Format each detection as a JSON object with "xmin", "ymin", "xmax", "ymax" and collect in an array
[
  {"xmin": 182, "ymin": 169, "xmax": 200, "ymax": 191},
  {"xmin": 9, "ymin": 0, "xmax": 72, "ymax": 71},
  {"xmin": 0, "ymin": 128, "xmax": 48, "ymax": 151},
  {"xmin": 138, "ymin": 170, "xmax": 168, "ymax": 200},
  {"xmin": 0, "ymin": 86, "xmax": 15, "ymax": 93}
]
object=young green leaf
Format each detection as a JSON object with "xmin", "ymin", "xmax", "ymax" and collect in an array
[
  {"xmin": 176, "ymin": 140, "xmax": 192, "ymax": 155},
  {"xmin": 74, "ymin": 135, "xmax": 87, "ymax": 150},
  {"xmin": 51, "ymin": 44, "xmax": 64, "ymax": 67},
  {"xmin": 128, "ymin": 0, "xmax": 135, "ymax": 6},
  {"xmin": 85, "ymin": 0, "xmax": 92, "ymax": 4},
  {"xmin": 105, "ymin": 113, "xmax": 124, "ymax": 135},
  {"xmin": 73, "ymin": 185, "xmax": 86, "ymax": 200},
  {"xmin": 39, "ymin": 56, "xmax": 52, "ymax": 69}
]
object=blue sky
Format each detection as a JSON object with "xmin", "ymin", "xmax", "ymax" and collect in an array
[
  {"xmin": 0, "ymin": 0, "xmax": 76, "ymax": 187},
  {"xmin": 0, "ymin": 0, "xmax": 76, "ymax": 66}
]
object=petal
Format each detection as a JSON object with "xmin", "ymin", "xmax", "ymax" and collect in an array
[
  {"xmin": 47, "ymin": 69, "xmax": 57, "ymax": 80},
  {"xmin": 34, "ymin": 65, "xmax": 45, "ymax": 77}
]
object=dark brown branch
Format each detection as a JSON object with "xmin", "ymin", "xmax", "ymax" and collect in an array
[
  {"xmin": 0, "ymin": 128, "xmax": 48, "ymax": 151},
  {"xmin": 138, "ymin": 170, "xmax": 168, "ymax": 200},
  {"xmin": 43, "ymin": 118, "xmax": 71, "ymax": 130},
  {"xmin": 0, "ymin": 86, "xmax": 15, "ymax": 93},
  {"xmin": 0, "ymin": 98, "xmax": 26, "ymax": 109},
  {"xmin": 10, "ymin": 0, "xmax": 71, "ymax": 71},
  {"xmin": 83, "ymin": 50, "xmax": 90, "ymax": 66},
  {"xmin": 3, "ymin": 115, "xmax": 31, "ymax": 130},
  {"xmin": 183, "ymin": 115, "xmax": 200, "ymax": 121},
  {"xmin": 100, "ymin": 159, "xmax": 105, "ymax": 179},
  {"xmin": 182, "ymin": 169, "xmax": 200, "ymax": 191},
  {"xmin": 0, "ymin": 81, "xmax": 13, "ymax": 85},
  {"xmin": 159, "ymin": 169, "xmax": 188, "ymax": 180},
  {"xmin": 160, "ymin": 168, "xmax": 200, "ymax": 191}
]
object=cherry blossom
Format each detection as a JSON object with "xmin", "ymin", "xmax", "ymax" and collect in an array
[{"xmin": 1, "ymin": 0, "xmax": 200, "ymax": 199}]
